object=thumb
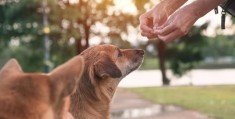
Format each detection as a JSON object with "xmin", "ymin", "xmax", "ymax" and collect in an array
[
  {"xmin": 153, "ymin": 15, "xmax": 166, "ymax": 30},
  {"xmin": 153, "ymin": 16, "xmax": 160, "ymax": 29}
]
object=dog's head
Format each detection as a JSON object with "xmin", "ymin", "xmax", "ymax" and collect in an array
[
  {"xmin": 0, "ymin": 56, "xmax": 84, "ymax": 119},
  {"xmin": 81, "ymin": 44, "xmax": 144, "ymax": 80},
  {"xmin": 69, "ymin": 44, "xmax": 144, "ymax": 119}
]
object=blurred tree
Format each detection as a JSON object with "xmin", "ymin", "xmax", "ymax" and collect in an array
[
  {"xmin": 0, "ymin": 0, "xmax": 138, "ymax": 71},
  {"xmin": 57, "ymin": 0, "xmax": 150, "ymax": 53},
  {"xmin": 48, "ymin": 0, "xmax": 81, "ymax": 65},
  {"xmin": 145, "ymin": 24, "xmax": 208, "ymax": 85},
  {"xmin": 58, "ymin": 0, "xmax": 116, "ymax": 54},
  {"xmin": 156, "ymin": 40, "xmax": 169, "ymax": 84},
  {"xmin": 166, "ymin": 24, "xmax": 208, "ymax": 77},
  {"xmin": 202, "ymin": 35, "xmax": 235, "ymax": 58},
  {"xmin": 0, "ymin": 0, "xmax": 82, "ymax": 71},
  {"xmin": 0, "ymin": 0, "xmax": 44, "ymax": 72},
  {"xmin": 0, "ymin": 0, "xmax": 42, "ymax": 38}
]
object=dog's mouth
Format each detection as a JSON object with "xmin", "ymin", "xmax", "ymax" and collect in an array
[
  {"xmin": 118, "ymin": 49, "xmax": 145, "ymax": 78},
  {"xmin": 135, "ymin": 57, "xmax": 144, "ymax": 68},
  {"xmin": 129, "ymin": 65, "xmax": 139, "ymax": 73},
  {"xmin": 128, "ymin": 56, "xmax": 144, "ymax": 73},
  {"xmin": 133, "ymin": 50, "xmax": 145, "ymax": 69}
]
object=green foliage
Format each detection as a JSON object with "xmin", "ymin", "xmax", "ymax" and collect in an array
[
  {"xmin": 140, "ymin": 56, "xmax": 159, "ymax": 70},
  {"xmin": 0, "ymin": 0, "xmax": 42, "ymax": 38},
  {"xmin": 0, "ymin": 0, "xmax": 43, "ymax": 72},
  {"xmin": 129, "ymin": 86, "xmax": 235, "ymax": 119},
  {"xmin": 165, "ymin": 24, "xmax": 208, "ymax": 76},
  {"xmin": 0, "ymin": 0, "xmax": 146, "ymax": 72},
  {"xmin": 202, "ymin": 35, "xmax": 235, "ymax": 58},
  {"xmin": 11, "ymin": 39, "xmax": 44, "ymax": 72},
  {"xmin": 48, "ymin": 0, "xmax": 81, "ymax": 65},
  {"xmin": 0, "ymin": 37, "xmax": 44, "ymax": 72}
]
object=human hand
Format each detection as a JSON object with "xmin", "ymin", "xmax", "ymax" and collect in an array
[
  {"xmin": 154, "ymin": 4, "xmax": 200, "ymax": 42},
  {"xmin": 139, "ymin": 0, "xmax": 188, "ymax": 39},
  {"xmin": 139, "ymin": 4, "xmax": 169, "ymax": 39}
]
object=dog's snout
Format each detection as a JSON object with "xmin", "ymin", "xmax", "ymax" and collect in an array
[{"xmin": 136, "ymin": 50, "xmax": 145, "ymax": 56}]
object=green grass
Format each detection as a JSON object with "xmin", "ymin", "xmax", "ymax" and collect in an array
[
  {"xmin": 139, "ymin": 56, "xmax": 235, "ymax": 70},
  {"xmin": 128, "ymin": 86, "xmax": 235, "ymax": 119},
  {"xmin": 140, "ymin": 57, "xmax": 159, "ymax": 70}
]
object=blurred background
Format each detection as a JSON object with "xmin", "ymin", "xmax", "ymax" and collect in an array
[{"xmin": 1, "ymin": 0, "xmax": 235, "ymax": 119}]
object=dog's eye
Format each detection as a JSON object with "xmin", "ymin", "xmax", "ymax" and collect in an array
[{"xmin": 117, "ymin": 50, "xmax": 122, "ymax": 57}]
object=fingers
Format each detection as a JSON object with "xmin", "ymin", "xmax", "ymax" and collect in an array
[
  {"xmin": 154, "ymin": 22, "xmax": 176, "ymax": 36},
  {"xmin": 153, "ymin": 15, "xmax": 190, "ymax": 42},
  {"xmin": 157, "ymin": 27, "xmax": 189, "ymax": 42},
  {"xmin": 139, "ymin": 14, "xmax": 157, "ymax": 38},
  {"xmin": 158, "ymin": 29, "xmax": 180, "ymax": 42},
  {"xmin": 140, "ymin": 24, "xmax": 157, "ymax": 38},
  {"xmin": 153, "ymin": 15, "xmax": 160, "ymax": 28},
  {"xmin": 139, "ymin": 24, "xmax": 153, "ymax": 34},
  {"xmin": 141, "ymin": 32, "xmax": 158, "ymax": 39},
  {"xmin": 139, "ymin": 14, "xmax": 153, "ymax": 32},
  {"xmin": 153, "ymin": 14, "xmax": 167, "ymax": 29}
]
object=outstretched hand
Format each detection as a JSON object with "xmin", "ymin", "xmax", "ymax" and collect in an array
[
  {"xmin": 139, "ymin": 4, "xmax": 169, "ymax": 39},
  {"xmin": 154, "ymin": 5, "xmax": 198, "ymax": 42},
  {"xmin": 139, "ymin": 0, "xmax": 226, "ymax": 42}
]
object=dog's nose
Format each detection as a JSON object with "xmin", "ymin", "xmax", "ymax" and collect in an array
[{"xmin": 136, "ymin": 50, "xmax": 145, "ymax": 56}]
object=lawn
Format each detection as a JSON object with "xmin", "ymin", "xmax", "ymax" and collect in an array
[{"xmin": 128, "ymin": 85, "xmax": 235, "ymax": 119}]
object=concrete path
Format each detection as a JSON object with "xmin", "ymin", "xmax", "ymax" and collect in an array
[
  {"xmin": 111, "ymin": 88, "xmax": 214, "ymax": 119},
  {"xmin": 110, "ymin": 69, "xmax": 233, "ymax": 118},
  {"xmin": 119, "ymin": 69, "xmax": 235, "ymax": 88}
]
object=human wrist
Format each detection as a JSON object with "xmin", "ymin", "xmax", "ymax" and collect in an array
[{"xmin": 160, "ymin": 0, "xmax": 188, "ymax": 15}]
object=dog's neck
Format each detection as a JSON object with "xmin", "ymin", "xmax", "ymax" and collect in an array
[{"xmin": 70, "ymin": 72, "xmax": 118, "ymax": 119}]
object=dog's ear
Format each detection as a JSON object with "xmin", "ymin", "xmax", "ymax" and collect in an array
[
  {"xmin": 48, "ymin": 56, "xmax": 84, "ymax": 98},
  {"xmin": 94, "ymin": 55, "xmax": 122, "ymax": 79},
  {"xmin": 0, "ymin": 59, "xmax": 23, "ymax": 79}
]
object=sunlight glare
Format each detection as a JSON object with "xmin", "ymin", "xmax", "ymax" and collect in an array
[
  {"xmin": 113, "ymin": 0, "xmax": 137, "ymax": 15},
  {"xmin": 69, "ymin": 0, "xmax": 79, "ymax": 4}
]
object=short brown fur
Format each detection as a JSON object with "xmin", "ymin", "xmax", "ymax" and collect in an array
[
  {"xmin": 0, "ymin": 56, "xmax": 84, "ymax": 119},
  {"xmin": 70, "ymin": 44, "xmax": 144, "ymax": 119}
]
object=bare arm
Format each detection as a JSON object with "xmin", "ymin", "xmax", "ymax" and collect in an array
[
  {"xmin": 192, "ymin": 0, "xmax": 226, "ymax": 18},
  {"xmin": 154, "ymin": 0, "xmax": 226, "ymax": 42},
  {"xmin": 157, "ymin": 0, "xmax": 188, "ymax": 19},
  {"xmin": 152, "ymin": 0, "xmax": 188, "ymax": 26}
]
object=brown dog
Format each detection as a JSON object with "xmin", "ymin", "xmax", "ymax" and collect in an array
[
  {"xmin": 70, "ymin": 44, "xmax": 144, "ymax": 119},
  {"xmin": 0, "ymin": 56, "xmax": 84, "ymax": 119}
]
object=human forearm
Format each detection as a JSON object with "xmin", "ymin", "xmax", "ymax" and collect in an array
[
  {"xmin": 158, "ymin": 0, "xmax": 188, "ymax": 16},
  {"xmin": 190, "ymin": 0, "xmax": 226, "ymax": 18}
]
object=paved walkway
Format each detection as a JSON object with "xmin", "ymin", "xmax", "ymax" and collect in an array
[
  {"xmin": 111, "ymin": 88, "xmax": 214, "ymax": 119},
  {"xmin": 111, "ymin": 69, "xmax": 234, "ymax": 118}
]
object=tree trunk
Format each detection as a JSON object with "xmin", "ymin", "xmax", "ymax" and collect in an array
[
  {"xmin": 155, "ymin": 40, "xmax": 170, "ymax": 85},
  {"xmin": 76, "ymin": 38, "xmax": 83, "ymax": 54},
  {"xmin": 84, "ymin": 24, "xmax": 90, "ymax": 49}
]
